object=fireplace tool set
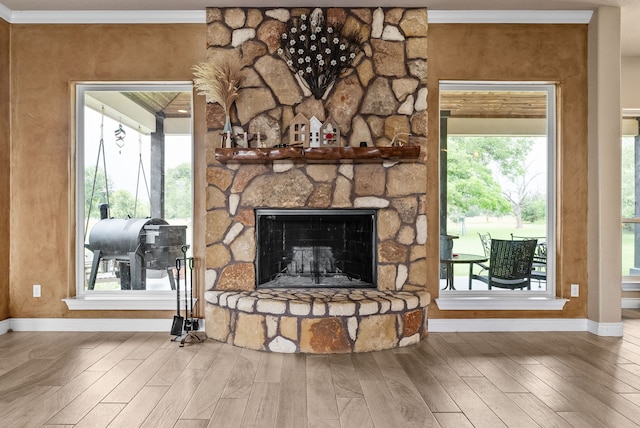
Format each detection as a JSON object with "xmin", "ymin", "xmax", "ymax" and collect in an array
[{"xmin": 169, "ymin": 245, "xmax": 202, "ymax": 346}]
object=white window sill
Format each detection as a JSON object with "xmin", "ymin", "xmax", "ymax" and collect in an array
[
  {"xmin": 622, "ymin": 281, "xmax": 640, "ymax": 292},
  {"xmin": 436, "ymin": 295, "xmax": 569, "ymax": 311},
  {"xmin": 63, "ymin": 294, "xmax": 189, "ymax": 311}
]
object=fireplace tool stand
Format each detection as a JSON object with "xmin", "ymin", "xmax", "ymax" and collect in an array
[{"xmin": 170, "ymin": 245, "xmax": 203, "ymax": 347}]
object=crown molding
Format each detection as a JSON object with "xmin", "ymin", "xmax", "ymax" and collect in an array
[
  {"xmin": 428, "ymin": 10, "xmax": 593, "ymax": 24},
  {"xmin": 7, "ymin": 9, "xmax": 205, "ymax": 24},
  {"xmin": 0, "ymin": 3, "xmax": 10, "ymax": 22},
  {"xmin": 0, "ymin": 8, "xmax": 594, "ymax": 25}
]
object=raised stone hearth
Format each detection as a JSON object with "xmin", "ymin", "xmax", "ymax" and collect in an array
[{"xmin": 205, "ymin": 288, "xmax": 430, "ymax": 353}]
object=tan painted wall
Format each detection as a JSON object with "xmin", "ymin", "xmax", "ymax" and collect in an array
[
  {"xmin": 0, "ymin": 19, "xmax": 9, "ymax": 321},
  {"xmin": 9, "ymin": 24, "xmax": 206, "ymax": 318},
  {"xmin": 622, "ymin": 56, "xmax": 640, "ymax": 110},
  {"xmin": 427, "ymin": 24, "xmax": 589, "ymax": 319},
  {"xmin": 588, "ymin": 7, "xmax": 622, "ymax": 325},
  {"xmin": 4, "ymin": 21, "xmax": 592, "ymax": 322}
]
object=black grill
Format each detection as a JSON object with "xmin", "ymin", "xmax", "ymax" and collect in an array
[{"xmin": 86, "ymin": 217, "xmax": 186, "ymax": 290}]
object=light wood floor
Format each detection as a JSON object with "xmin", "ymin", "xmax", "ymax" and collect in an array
[{"xmin": 3, "ymin": 312, "xmax": 640, "ymax": 428}]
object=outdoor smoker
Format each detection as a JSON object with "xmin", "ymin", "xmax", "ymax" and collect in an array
[{"xmin": 86, "ymin": 205, "xmax": 186, "ymax": 290}]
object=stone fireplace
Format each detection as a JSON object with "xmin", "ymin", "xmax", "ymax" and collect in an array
[{"xmin": 203, "ymin": 7, "xmax": 430, "ymax": 353}]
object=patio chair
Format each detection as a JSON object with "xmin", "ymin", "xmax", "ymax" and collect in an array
[
  {"xmin": 530, "ymin": 241, "xmax": 547, "ymax": 284},
  {"xmin": 469, "ymin": 232, "xmax": 491, "ymax": 289},
  {"xmin": 511, "ymin": 234, "xmax": 547, "ymax": 285},
  {"xmin": 475, "ymin": 238, "xmax": 538, "ymax": 290},
  {"xmin": 479, "ymin": 232, "xmax": 491, "ymax": 257}
]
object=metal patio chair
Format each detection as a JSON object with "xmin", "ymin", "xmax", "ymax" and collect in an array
[
  {"xmin": 511, "ymin": 234, "xmax": 547, "ymax": 286},
  {"xmin": 468, "ymin": 232, "xmax": 492, "ymax": 289},
  {"xmin": 475, "ymin": 238, "xmax": 538, "ymax": 290}
]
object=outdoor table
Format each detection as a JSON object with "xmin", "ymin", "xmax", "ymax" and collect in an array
[{"xmin": 440, "ymin": 253, "xmax": 488, "ymax": 290}]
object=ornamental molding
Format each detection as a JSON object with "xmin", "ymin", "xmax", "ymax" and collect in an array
[
  {"xmin": 428, "ymin": 10, "xmax": 593, "ymax": 24},
  {"xmin": 1, "ymin": 9, "xmax": 592, "ymax": 25},
  {"xmin": 6, "ymin": 10, "xmax": 206, "ymax": 24}
]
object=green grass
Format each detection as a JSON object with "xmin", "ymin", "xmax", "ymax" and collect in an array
[
  {"xmin": 623, "ymin": 227, "xmax": 639, "ymax": 276},
  {"xmin": 446, "ymin": 217, "xmax": 546, "ymax": 254},
  {"xmin": 449, "ymin": 218, "xmax": 638, "ymax": 277},
  {"xmin": 444, "ymin": 217, "xmax": 547, "ymax": 278}
]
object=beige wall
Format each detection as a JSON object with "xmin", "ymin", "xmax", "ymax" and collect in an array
[
  {"xmin": 622, "ymin": 56, "xmax": 640, "ymax": 110},
  {"xmin": 588, "ymin": 7, "xmax": 622, "ymax": 325},
  {"xmin": 0, "ymin": 19, "xmax": 9, "ymax": 321},
  {"xmin": 9, "ymin": 24, "xmax": 206, "ymax": 318},
  {"xmin": 2, "ymin": 20, "xmax": 595, "ymax": 322},
  {"xmin": 427, "ymin": 24, "xmax": 589, "ymax": 319}
]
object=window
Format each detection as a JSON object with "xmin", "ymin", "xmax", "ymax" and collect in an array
[
  {"xmin": 69, "ymin": 83, "xmax": 193, "ymax": 310},
  {"xmin": 622, "ymin": 114, "xmax": 640, "ymax": 288},
  {"xmin": 438, "ymin": 82, "xmax": 560, "ymax": 309}
]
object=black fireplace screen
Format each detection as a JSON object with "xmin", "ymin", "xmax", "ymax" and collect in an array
[{"xmin": 255, "ymin": 209, "xmax": 377, "ymax": 288}]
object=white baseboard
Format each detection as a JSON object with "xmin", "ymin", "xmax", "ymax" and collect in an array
[
  {"xmin": 429, "ymin": 318, "xmax": 588, "ymax": 333},
  {"xmin": 587, "ymin": 319, "xmax": 624, "ymax": 336},
  {"xmin": 0, "ymin": 318, "xmax": 10, "ymax": 335},
  {"xmin": 1, "ymin": 316, "xmax": 622, "ymax": 337},
  {"xmin": 2, "ymin": 318, "xmax": 204, "ymax": 333},
  {"xmin": 429, "ymin": 317, "xmax": 623, "ymax": 337}
]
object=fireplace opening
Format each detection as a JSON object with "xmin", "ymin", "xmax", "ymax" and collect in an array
[{"xmin": 255, "ymin": 209, "xmax": 377, "ymax": 288}]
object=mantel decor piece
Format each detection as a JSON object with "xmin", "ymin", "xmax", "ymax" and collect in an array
[
  {"xmin": 214, "ymin": 145, "xmax": 420, "ymax": 163},
  {"xmin": 278, "ymin": 8, "xmax": 364, "ymax": 99},
  {"xmin": 192, "ymin": 56, "xmax": 244, "ymax": 147}
]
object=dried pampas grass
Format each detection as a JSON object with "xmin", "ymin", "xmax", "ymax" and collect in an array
[{"xmin": 192, "ymin": 56, "xmax": 244, "ymax": 115}]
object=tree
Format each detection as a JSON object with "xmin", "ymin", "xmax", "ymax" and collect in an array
[
  {"xmin": 446, "ymin": 140, "xmax": 510, "ymax": 218},
  {"xmin": 501, "ymin": 161, "xmax": 541, "ymax": 228},
  {"xmin": 522, "ymin": 193, "xmax": 546, "ymax": 223},
  {"xmin": 84, "ymin": 167, "xmax": 112, "ymax": 220},
  {"xmin": 164, "ymin": 163, "xmax": 192, "ymax": 219},
  {"xmin": 447, "ymin": 136, "xmax": 540, "ymax": 228},
  {"xmin": 622, "ymin": 138, "xmax": 635, "ymax": 219},
  {"xmin": 109, "ymin": 189, "xmax": 145, "ymax": 218},
  {"xmin": 85, "ymin": 167, "xmax": 150, "ymax": 220}
]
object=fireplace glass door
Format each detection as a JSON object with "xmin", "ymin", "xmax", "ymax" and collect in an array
[{"xmin": 256, "ymin": 209, "xmax": 376, "ymax": 288}]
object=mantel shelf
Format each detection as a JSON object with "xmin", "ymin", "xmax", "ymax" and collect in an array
[{"xmin": 214, "ymin": 146, "xmax": 421, "ymax": 163}]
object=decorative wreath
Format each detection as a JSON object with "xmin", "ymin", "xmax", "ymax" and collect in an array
[{"xmin": 277, "ymin": 9, "xmax": 364, "ymax": 99}]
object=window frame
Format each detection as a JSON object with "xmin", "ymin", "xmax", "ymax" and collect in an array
[
  {"xmin": 622, "ymin": 112, "xmax": 640, "ymax": 291},
  {"xmin": 436, "ymin": 81, "xmax": 564, "ymax": 310},
  {"xmin": 67, "ymin": 82, "xmax": 194, "ymax": 311}
]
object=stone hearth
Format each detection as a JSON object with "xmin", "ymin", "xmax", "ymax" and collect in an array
[{"xmin": 205, "ymin": 288, "xmax": 430, "ymax": 353}]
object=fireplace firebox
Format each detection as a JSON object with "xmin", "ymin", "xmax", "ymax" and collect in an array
[{"xmin": 255, "ymin": 209, "xmax": 377, "ymax": 288}]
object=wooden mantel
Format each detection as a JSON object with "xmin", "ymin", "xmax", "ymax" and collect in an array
[{"xmin": 214, "ymin": 146, "xmax": 421, "ymax": 163}]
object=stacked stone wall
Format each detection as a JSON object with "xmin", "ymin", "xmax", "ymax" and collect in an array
[{"xmin": 204, "ymin": 7, "xmax": 429, "ymax": 294}]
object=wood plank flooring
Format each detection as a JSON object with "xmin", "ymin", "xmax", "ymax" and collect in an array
[{"xmin": 3, "ymin": 311, "xmax": 640, "ymax": 427}]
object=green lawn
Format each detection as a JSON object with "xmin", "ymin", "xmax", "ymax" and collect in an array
[
  {"xmin": 444, "ymin": 217, "xmax": 546, "ymax": 279},
  {"xmin": 623, "ymin": 227, "xmax": 639, "ymax": 276},
  {"xmin": 449, "ymin": 218, "xmax": 638, "ymax": 277},
  {"xmin": 445, "ymin": 217, "xmax": 546, "ymax": 254}
]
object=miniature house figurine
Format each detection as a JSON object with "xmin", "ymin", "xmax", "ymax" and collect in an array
[
  {"xmin": 309, "ymin": 116, "xmax": 322, "ymax": 148},
  {"xmin": 321, "ymin": 117, "xmax": 341, "ymax": 147},
  {"xmin": 289, "ymin": 113, "xmax": 310, "ymax": 147}
]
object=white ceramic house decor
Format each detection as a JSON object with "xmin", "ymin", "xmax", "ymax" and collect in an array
[
  {"xmin": 309, "ymin": 116, "xmax": 322, "ymax": 148},
  {"xmin": 289, "ymin": 113, "xmax": 310, "ymax": 147},
  {"xmin": 321, "ymin": 117, "xmax": 340, "ymax": 147}
]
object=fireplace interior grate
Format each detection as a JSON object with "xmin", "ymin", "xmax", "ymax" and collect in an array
[{"xmin": 256, "ymin": 209, "xmax": 376, "ymax": 288}]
